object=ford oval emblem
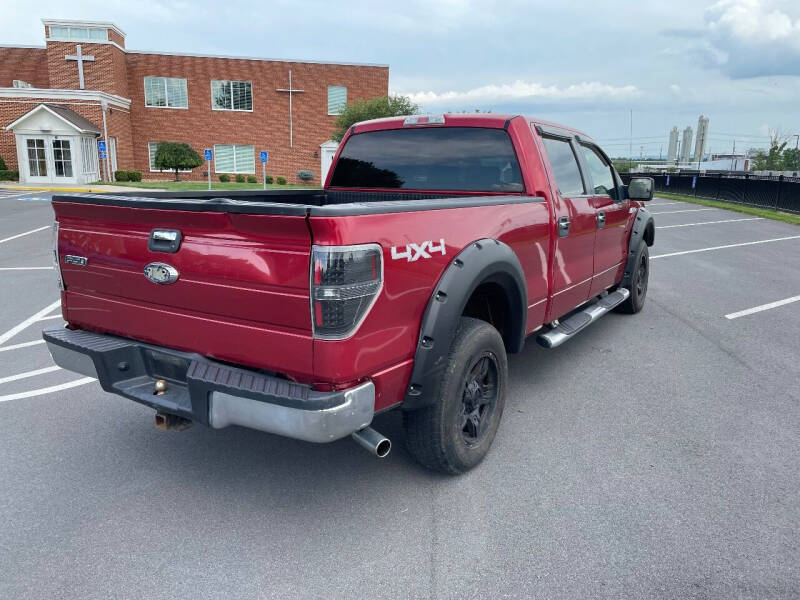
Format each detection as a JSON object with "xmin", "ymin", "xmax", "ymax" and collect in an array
[{"xmin": 143, "ymin": 262, "xmax": 179, "ymax": 284}]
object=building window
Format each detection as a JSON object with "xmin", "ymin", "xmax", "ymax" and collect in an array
[
  {"xmin": 148, "ymin": 142, "xmax": 192, "ymax": 172},
  {"xmin": 26, "ymin": 139, "xmax": 47, "ymax": 177},
  {"xmin": 328, "ymin": 85, "xmax": 347, "ymax": 115},
  {"xmin": 52, "ymin": 140, "xmax": 74, "ymax": 178},
  {"xmin": 49, "ymin": 26, "xmax": 108, "ymax": 41},
  {"xmin": 214, "ymin": 145, "xmax": 255, "ymax": 174},
  {"xmin": 144, "ymin": 77, "xmax": 188, "ymax": 109},
  {"xmin": 81, "ymin": 137, "xmax": 98, "ymax": 176},
  {"xmin": 211, "ymin": 80, "xmax": 253, "ymax": 111}
]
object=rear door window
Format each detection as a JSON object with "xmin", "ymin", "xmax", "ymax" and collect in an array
[
  {"xmin": 541, "ymin": 137, "xmax": 585, "ymax": 197},
  {"xmin": 329, "ymin": 127, "xmax": 524, "ymax": 192}
]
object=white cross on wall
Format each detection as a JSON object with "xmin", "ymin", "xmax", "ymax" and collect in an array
[
  {"xmin": 65, "ymin": 45, "xmax": 95, "ymax": 90},
  {"xmin": 276, "ymin": 70, "xmax": 305, "ymax": 147}
]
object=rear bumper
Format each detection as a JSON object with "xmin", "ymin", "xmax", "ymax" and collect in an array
[{"xmin": 43, "ymin": 328, "xmax": 374, "ymax": 443}]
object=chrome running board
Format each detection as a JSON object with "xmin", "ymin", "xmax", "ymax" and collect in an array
[{"xmin": 536, "ymin": 289, "xmax": 630, "ymax": 349}]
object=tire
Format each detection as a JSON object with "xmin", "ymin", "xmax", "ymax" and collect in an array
[
  {"xmin": 403, "ymin": 317, "xmax": 508, "ymax": 474},
  {"xmin": 615, "ymin": 242, "xmax": 649, "ymax": 314}
]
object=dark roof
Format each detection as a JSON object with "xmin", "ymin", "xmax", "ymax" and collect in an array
[{"xmin": 43, "ymin": 104, "xmax": 101, "ymax": 134}]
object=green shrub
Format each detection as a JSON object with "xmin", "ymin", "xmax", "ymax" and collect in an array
[
  {"xmin": 219, "ymin": 174, "xmax": 231, "ymax": 183},
  {"xmin": 127, "ymin": 170, "xmax": 142, "ymax": 182},
  {"xmin": 114, "ymin": 170, "xmax": 129, "ymax": 182},
  {"xmin": 265, "ymin": 175, "xmax": 274, "ymax": 184},
  {"xmin": 0, "ymin": 169, "xmax": 19, "ymax": 181},
  {"xmin": 276, "ymin": 176, "xmax": 287, "ymax": 185},
  {"xmin": 297, "ymin": 170, "xmax": 314, "ymax": 182},
  {"xmin": 235, "ymin": 174, "xmax": 246, "ymax": 183},
  {"xmin": 247, "ymin": 175, "xmax": 257, "ymax": 184},
  {"xmin": 0, "ymin": 156, "xmax": 7, "ymax": 171}
]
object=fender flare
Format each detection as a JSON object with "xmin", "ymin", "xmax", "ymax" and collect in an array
[
  {"xmin": 621, "ymin": 206, "xmax": 655, "ymax": 288},
  {"xmin": 402, "ymin": 239, "xmax": 527, "ymax": 411}
]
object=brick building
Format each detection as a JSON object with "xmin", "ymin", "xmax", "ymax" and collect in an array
[{"xmin": 0, "ymin": 19, "xmax": 389, "ymax": 185}]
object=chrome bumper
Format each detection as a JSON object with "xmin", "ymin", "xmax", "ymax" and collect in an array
[{"xmin": 43, "ymin": 327, "xmax": 375, "ymax": 443}]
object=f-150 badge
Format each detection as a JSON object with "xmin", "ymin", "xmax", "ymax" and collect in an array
[
  {"xmin": 391, "ymin": 239, "xmax": 446, "ymax": 262},
  {"xmin": 143, "ymin": 262, "xmax": 179, "ymax": 284}
]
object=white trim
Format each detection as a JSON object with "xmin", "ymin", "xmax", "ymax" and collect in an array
[
  {"xmin": 0, "ymin": 88, "xmax": 130, "ymax": 110},
  {"xmin": 127, "ymin": 48, "xmax": 388, "ymax": 68},
  {"xmin": 210, "ymin": 80, "xmax": 254, "ymax": 112},
  {"xmin": 45, "ymin": 38, "xmax": 126, "ymax": 53},
  {"xmin": 5, "ymin": 104, "xmax": 98, "ymax": 134},
  {"xmin": 0, "ymin": 44, "xmax": 46, "ymax": 49},
  {"xmin": 42, "ymin": 18, "xmax": 126, "ymax": 39}
]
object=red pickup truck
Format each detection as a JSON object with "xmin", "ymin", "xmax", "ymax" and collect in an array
[{"xmin": 44, "ymin": 114, "xmax": 654, "ymax": 474}]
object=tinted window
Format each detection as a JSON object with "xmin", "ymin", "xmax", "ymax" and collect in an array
[
  {"xmin": 541, "ymin": 137, "xmax": 585, "ymax": 197},
  {"xmin": 329, "ymin": 127, "xmax": 524, "ymax": 192},
  {"xmin": 580, "ymin": 144, "xmax": 616, "ymax": 199}
]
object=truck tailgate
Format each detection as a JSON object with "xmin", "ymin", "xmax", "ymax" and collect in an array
[{"xmin": 52, "ymin": 199, "xmax": 313, "ymax": 379}]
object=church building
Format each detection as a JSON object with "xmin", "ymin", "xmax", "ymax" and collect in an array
[{"xmin": 0, "ymin": 19, "xmax": 389, "ymax": 185}]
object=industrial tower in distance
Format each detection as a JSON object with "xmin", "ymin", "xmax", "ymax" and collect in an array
[
  {"xmin": 693, "ymin": 115, "xmax": 710, "ymax": 162},
  {"xmin": 680, "ymin": 126, "xmax": 693, "ymax": 163},
  {"xmin": 667, "ymin": 127, "xmax": 679, "ymax": 162}
]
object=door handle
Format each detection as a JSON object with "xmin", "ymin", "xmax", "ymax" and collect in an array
[
  {"xmin": 597, "ymin": 211, "xmax": 606, "ymax": 229},
  {"xmin": 557, "ymin": 216, "xmax": 570, "ymax": 238}
]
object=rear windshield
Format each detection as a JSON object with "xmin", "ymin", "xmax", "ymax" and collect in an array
[{"xmin": 329, "ymin": 127, "xmax": 524, "ymax": 192}]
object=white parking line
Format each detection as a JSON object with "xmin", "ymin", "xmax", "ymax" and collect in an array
[
  {"xmin": 0, "ymin": 300, "xmax": 60, "ymax": 346},
  {"xmin": 0, "ymin": 225, "xmax": 50, "ymax": 244},
  {"xmin": 0, "ymin": 365, "xmax": 61, "ymax": 385},
  {"xmin": 0, "ymin": 377, "xmax": 95, "ymax": 403},
  {"xmin": 0, "ymin": 267, "xmax": 54, "ymax": 271},
  {"xmin": 658, "ymin": 217, "xmax": 763, "ymax": 229},
  {"xmin": 651, "ymin": 235, "xmax": 800, "ymax": 259},
  {"xmin": 0, "ymin": 339, "xmax": 46, "ymax": 352},
  {"xmin": 649, "ymin": 202, "xmax": 683, "ymax": 206},
  {"xmin": 725, "ymin": 295, "xmax": 800, "ymax": 320},
  {"xmin": 649, "ymin": 208, "xmax": 719, "ymax": 215},
  {"xmin": 38, "ymin": 315, "xmax": 64, "ymax": 321}
]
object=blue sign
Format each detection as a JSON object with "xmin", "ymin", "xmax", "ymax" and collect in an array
[
  {"xmin": 97, "ymin": 140, "xmax": 107, "ymax": 153},
  {"xmin": 99, "ymin": 152, "xmax": 107, "ymax": 159},
  {"xmin": 260, "ymin": 151, "xmax": 269, "ymax": 163},
  {"xmin": 204, "ymin": 149, "xmax": 213, "ymax": 161},
  {"xmin": 692, "ymin": 175, "xmax": 697, "ymax": 189},
  {"xmin": 665, "ymin": 175, "xmax": 670, "ymax": 186}
]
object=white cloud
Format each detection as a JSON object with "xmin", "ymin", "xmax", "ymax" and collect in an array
[{"xmin": 401, "ymin": 80, "xmax": 641, "ymax": 107}]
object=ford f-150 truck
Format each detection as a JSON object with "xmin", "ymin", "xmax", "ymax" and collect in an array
[{"xmin": 44, "ymin": 114, "xmax": 655, "ymax": 474}]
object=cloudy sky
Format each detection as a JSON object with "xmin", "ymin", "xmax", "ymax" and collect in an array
[{"xmin": 3, "ymin": 0, "xmax": 799, "ymax": 157}]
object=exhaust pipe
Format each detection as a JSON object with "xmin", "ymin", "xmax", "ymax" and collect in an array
[
  {"xmin": 351, "ymin": 427, "xmax": 391, "ymax": 458},
  {"xmin": 155, "ymin": 412, "xmax": 193, "ymax": 431}
]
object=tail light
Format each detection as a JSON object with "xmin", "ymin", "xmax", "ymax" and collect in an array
[
  {"xmin": 311, "ymin": 244, "xmax": 383, "ymax": 339},
  {"xmin": 53, "ymin": 221, "xmax": 64, "ymax": 291}
]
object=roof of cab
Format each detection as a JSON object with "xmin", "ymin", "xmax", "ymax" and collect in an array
[{"xmin": 350, "ymin": 113, "xmax": 592, "ymax": 141}]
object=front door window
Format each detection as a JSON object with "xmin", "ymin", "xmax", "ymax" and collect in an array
[
  {"xmin": 53, "ymin": 139, "xmax": 73, "ymax": 177},
  {"xmin": 27, "ymin": 139, "xmax": 47, "ymax": 177}
]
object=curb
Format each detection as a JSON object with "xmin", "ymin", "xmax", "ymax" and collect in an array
[{"xmin": 0, "ymin": 186, "xmax": 99, "ymax": 193}]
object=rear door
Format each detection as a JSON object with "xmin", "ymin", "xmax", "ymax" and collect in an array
[
  {"xmin": 577, "ymin": 142, "xmax": 631, "ymax": 295},
  {"xmin": 538, "ymin": 133, "xmax": 596, "ymax": 321}
]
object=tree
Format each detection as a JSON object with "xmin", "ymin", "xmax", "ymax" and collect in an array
[
  {"xmin": 0, "ymin": 156, "xmax": 7, "ymax": 171},
  {"xmin": 782, "ymin": 147, "xmax": 800, "ymax": 171},
  {"xmin": 153, "ymin": 142, "xmax": 203, "ymax": 181},
  {"xmin": 331, "ymin": 95, "xmax": 419, "ymax": 142}
]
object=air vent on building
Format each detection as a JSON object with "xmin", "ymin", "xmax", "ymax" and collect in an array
[{"xmin": 12, "ymin": 80, "xmax": 33, "ymax": 89}]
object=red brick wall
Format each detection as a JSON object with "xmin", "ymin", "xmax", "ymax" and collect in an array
[
  {"xmin": 46, "ymin": 41, "xmax": 128, "ymax": 97},
  {"xmin": 0, "ymin": 47, "xmax": 49, "ymax": 88},
  {"xmin": 108, "ymin": 29, "xmax": 126, "ymax": 48},
  {"xmin": 125, "ymin": 53, "xmax": 388, "ymax": 183}
]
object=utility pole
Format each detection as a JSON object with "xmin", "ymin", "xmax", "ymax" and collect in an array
[
  {"xmin": 629, "ymin": 109, "xmax": 633, "ymax": 173},
  {"xmin": 659, "ymin": 144, "xmax": 663, "ymax": 161},
  {"xmin": 793, "ymin": 134, "xmax": 799, "ymax": 150},
  {"xmin": 731, "ymin": 139, "xmax": 736, "ymax": 171}
]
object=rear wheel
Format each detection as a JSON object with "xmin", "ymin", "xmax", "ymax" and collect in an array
[
  {"xmin": 403, "ymin": 317, "xmax": 507, "ymax": 474},
  {"xmin": 615, "ymin": 242, "xmax": 649, "ymax": 314}
]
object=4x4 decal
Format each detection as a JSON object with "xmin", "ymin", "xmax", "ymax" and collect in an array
[{"xmin": 391, "ymin": 239, "xmax": 446, "ymax": 262}]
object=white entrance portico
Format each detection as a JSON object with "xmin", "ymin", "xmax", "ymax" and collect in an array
[
  {"xmin": 5, "ymin": 103, "xmax": 101, "ymax": 184},
  {"xmin": 320, "ymin": 139, "xmax": 339, "ymax": 184}
]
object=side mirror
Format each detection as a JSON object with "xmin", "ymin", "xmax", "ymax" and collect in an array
[{"xmin": 627, "ymin": 177, "xmax": 654, "ymax": 201}]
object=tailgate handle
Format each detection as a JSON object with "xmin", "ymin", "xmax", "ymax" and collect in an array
[{"xmin": 148, "ymin": 229, "xmax": 183, "ymax": 253}]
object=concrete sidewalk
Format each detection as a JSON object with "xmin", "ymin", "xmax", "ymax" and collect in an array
[{"xmin": 0, "ymin": 183, "xmax": 162, "ymax": 193}]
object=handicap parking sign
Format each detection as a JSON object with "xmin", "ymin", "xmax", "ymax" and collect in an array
[
  {"xmin": 204, "ymin": 149, "xmax": 213, "ymax": 161},
  {"xmin": 97, "ymin": 140, "xmax": 107, "ymax": 153},
  {"xmin": 260, "ymin": 151, "xmax": 268, "ymax": 163}
]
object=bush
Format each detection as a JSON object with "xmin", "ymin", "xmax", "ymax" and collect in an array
[
  {"xmin": 114, "ymin": 170, "xmax": 129, "ymax": 182},
  {"xmin": 0, "ymin": 169, "xmax": 19, "ymax": 181},
  {"xmin": 276, "ymin": 176, "xmax": 287, "ymax": 185},
  {"xmin": 247, "ymin": 175, "xmax": 257, "ymax": 184},
  {"xmin": 0, "ymin": 156, "xmax": 7, "ymax": 171},
  {"xmin": 297, "ymin": 170, "xmax": 314, "ymax": 182},
  {"xmin": 219, "ymin": 174, "xmax": 231, "ymax": 183},
  {"xmin": 265, "ymin": 175, "xmax": 274, "ymax": 184},
  {"xmin": 235, "ymin": 174, "xmax": 246, "ymax": 183},
  {"xmin": 127, "ymin": 170, "xmax": 142, "ymax": 182}
]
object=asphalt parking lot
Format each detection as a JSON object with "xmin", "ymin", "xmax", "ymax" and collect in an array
[{"xmin": 1, "ymin": 191, "xmax": 798, "ymax": 599}]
